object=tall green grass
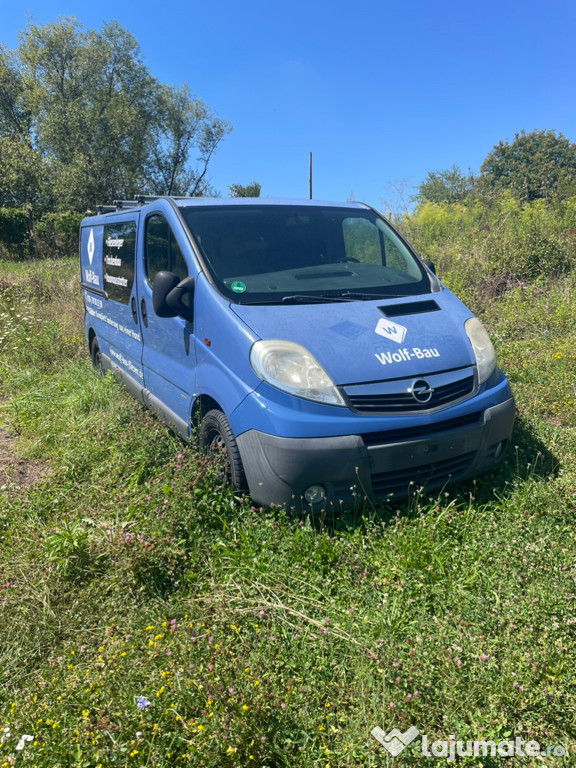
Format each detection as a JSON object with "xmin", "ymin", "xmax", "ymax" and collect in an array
[{"xmin": 0, "ymin": 258, "xmax": 575, "ymax": 766}]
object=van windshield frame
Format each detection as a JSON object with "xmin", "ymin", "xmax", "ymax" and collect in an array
[{"xmin": 180, "ymin": 204, "xmax": 432, "ymax": 304}]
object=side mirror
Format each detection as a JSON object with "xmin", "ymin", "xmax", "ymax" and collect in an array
[
  {"xmin": 152, "ymin": 271, "xmax": 195, "ymax": 322},
  {"xmin": 424, "ymin": 259, "xmax": 436, "ymax": 275}
]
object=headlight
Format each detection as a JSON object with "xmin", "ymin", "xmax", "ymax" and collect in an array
[
  {"xmin": 465, "ymin": 317, "xmax": 496, "ymax": 384},
  {"xmin": 250, "ymin": 339, "xmax": 345, "ymax": 406}
]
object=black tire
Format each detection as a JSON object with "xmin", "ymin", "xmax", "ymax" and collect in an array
[
  {"xmin": 200, "ymin": 409, "xmax": 247, "ymax": 491},
  {"xmin": 90, "ymin": 336, "xmax": 103, "ymax": 373}
]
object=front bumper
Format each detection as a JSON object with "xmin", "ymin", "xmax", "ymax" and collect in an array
[{"xmin": 236, "ymin": 396, "xmax": 515, "ymax": 511}]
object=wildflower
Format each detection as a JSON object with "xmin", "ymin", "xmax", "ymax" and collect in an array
[
  {"xmin": 136, "ymin": 696, "xmax": 151, "ymax": 710},
  {"xmin": 16, "ymin": 734, "xmax": 34, "ymax": 750},
  {"xmin": 456, "ymin": 659, "xmax": 462, "ymax": 667},
  {"xmin": 136, "ymin": 731, "xmax": 143, "ymax": 739},
  {"xmin": 389, "ymin": 702, "xmax": 395, "ymax": 709},
  {"xmin": 480, "ymin": 653, "xmax": 489, "ymax": 662}
]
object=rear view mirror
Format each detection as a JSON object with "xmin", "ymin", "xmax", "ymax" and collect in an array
[{"xmin": 152, "ymin": 271, "xmax": 194, "ymax": 322}]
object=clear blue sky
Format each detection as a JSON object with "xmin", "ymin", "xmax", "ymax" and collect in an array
[{"xmin": 1, "ymin": 0, "xmax": 575, "ymax": 210}]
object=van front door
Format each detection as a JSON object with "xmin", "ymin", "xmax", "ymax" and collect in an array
[{"xmin": 137, "ymin": 212, "xmax": 197, "ymax": 438}]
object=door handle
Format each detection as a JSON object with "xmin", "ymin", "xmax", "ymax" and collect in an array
[
  {"xmin": 130, "ymin": 295, "xmax": 138, "ymax": 324},
  {"xmin": 140, "ymin": 297, "xmax": 148, "ymax": 328}
]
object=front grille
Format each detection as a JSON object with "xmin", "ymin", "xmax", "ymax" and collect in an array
[
  {"xmin": 347, "ymin": 374, "xmax": 474, "ymax": 413},
  {"xmin": 371, "ymin": 452, "xmax": 475, "ymax": 498},
  {"xmin": 361, "ymin": 411, "xmax": 482, "ymax": 447}
]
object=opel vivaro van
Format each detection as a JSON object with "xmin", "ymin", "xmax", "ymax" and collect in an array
[{"xmin": 80, "ymin": 197, "xmax": 515, "ymax": 510}]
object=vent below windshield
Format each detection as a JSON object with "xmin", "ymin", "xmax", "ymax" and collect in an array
[{"xmin": 379, "ymin": 300, "xmax": 440, "ymax": 317}]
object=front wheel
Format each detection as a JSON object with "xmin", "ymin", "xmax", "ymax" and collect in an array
[{"xmin": 200, "ymin": 409, "xmax": 247, "ymax": 491}]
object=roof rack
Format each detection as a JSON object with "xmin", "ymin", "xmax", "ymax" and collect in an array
[{"xmin": 96, "ymin": 194, "xmax": 197, "ymax": 215}]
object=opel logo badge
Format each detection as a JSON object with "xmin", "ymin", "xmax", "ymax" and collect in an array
[{"xmin": 409, "ymin": 378, "xmax": 434, "ymax": 404}]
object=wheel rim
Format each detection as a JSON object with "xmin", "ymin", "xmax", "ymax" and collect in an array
[{"xmin": 207, "ymin": 429, "xmax": 231, "ymax": 482}]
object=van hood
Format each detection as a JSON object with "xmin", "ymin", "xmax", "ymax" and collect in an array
[{"xmin": 232, "ymin": 291, "xmax": 477, "ymax": 386}]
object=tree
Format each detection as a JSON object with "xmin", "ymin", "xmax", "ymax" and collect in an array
[
  {"xmin": 145, "ymin": 83, "xmax": 231, "ymax": 196},
  {"xmin": 480, "ymin": 130, "xmax": 576, "ymax": 202},
  {"xmin": 0, "ymin": 45, "xmax": 31, "ymax": 138},
  {"xmin": 414, "ymin": 166, "xmax": 475, "ymax": 205},
  {"xmin": 1, "ymin": 17, "xmax": 231, "ymax": 211},
  {"xmin": 16, "ymin": 18, "xmax": 157, "ymax": 209},
  {"xmin": 0, "ymin": 136, "xmax": 48, "ymax": 209},
  {"xmin": 228, "ymin": 181, "xmax": 262, "ymax": 197}
]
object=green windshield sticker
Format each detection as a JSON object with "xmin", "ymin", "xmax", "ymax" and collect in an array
[{"xmin": 231, "ymin": 281, "xmax": 246, "ymax": 293}]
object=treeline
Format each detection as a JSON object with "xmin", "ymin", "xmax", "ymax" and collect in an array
[
  {"xmin": 397, "ymin": 130, "xmax": 576, "ymax": 308},
  {"xmin": 0, "ymin": 16, "xmax": 235, "ymax": 258}
]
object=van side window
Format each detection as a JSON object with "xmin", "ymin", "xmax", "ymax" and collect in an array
[
  {"xmin": 145, "ymin": 214, "xmax": 189, "ymax": 284},
  {"xmin": 102, "ymin": 220, "xmax": 136, "ymax": 304}
]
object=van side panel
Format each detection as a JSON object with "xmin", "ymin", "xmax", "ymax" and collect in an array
[{"xmin": 81, "ymin": 214, "xmax": 143, "ymax": 391}]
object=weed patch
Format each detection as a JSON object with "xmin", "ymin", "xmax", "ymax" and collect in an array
[{"xmin": 0, "ymin": 259, "xmax": 575, "ymax": 766}]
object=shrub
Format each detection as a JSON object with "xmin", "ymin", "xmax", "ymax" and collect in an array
[
  {"xmin": 32, "ymin": 211, "xmax": 83, "ymax": 259},
  {"xmin": 0, "ymin": 207, "xmax": 29, "ymax": 258}
]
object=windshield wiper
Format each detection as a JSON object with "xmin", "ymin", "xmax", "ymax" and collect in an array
[{"xmin": 280, "ymin": 294, "xmax": 356, "ymax": 304}]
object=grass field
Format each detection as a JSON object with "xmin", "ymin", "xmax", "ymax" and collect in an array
[{"xmin": 0, "ymin": 257, "xmax": 575, "ymax": 767}]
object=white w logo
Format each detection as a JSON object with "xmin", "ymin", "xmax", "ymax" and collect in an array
[{"xmin": 375, "ymin": 318, "xmax": 407, "ymax": 343}]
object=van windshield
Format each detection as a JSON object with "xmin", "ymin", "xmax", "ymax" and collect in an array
[{"xmin": 180, "ymin": 204, "xmax": 432, "ymax": 303}]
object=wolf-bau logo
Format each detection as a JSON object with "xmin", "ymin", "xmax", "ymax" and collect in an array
[{"xmin": 375, "ymin": 319, "xmax": 407, "ymax": 344}]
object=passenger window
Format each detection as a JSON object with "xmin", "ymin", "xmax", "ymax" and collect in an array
[
  {"xmin": 342, "ymin": 218, "xmax": 383, "ymax": 265},
  {"xmin": 102, "ymin": 220, "xmax": 137, "ymax": 304},
  {"xmin": 145, "ymin": 214, "xmax": 189, "ymax": 284}
]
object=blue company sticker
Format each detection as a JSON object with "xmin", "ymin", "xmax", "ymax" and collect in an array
[
  {"xmin": 231, "ymin": 281, "xmax": 247, "ymax": 293},
  {"xmin": 329, "ymin": 320, "xmax": 367, "ymax": 340}
]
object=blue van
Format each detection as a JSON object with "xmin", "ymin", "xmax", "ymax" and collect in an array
[{"xmin": 80, "ymin": 197, "xmax": 514, "ymax": 511}]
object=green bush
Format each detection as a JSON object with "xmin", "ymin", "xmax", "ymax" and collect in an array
[
  {"xmin": 0, "ymin": 207, "xmax": 29, "ymax": 258},
  {"xmin": 32, "ymin": 211, "xmax": 83, "ymax": 259}
]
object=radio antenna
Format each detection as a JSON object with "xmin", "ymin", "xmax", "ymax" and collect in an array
[{"xmin": 309, "ymin": 152, "xmax": 313, "ymax": 199}]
